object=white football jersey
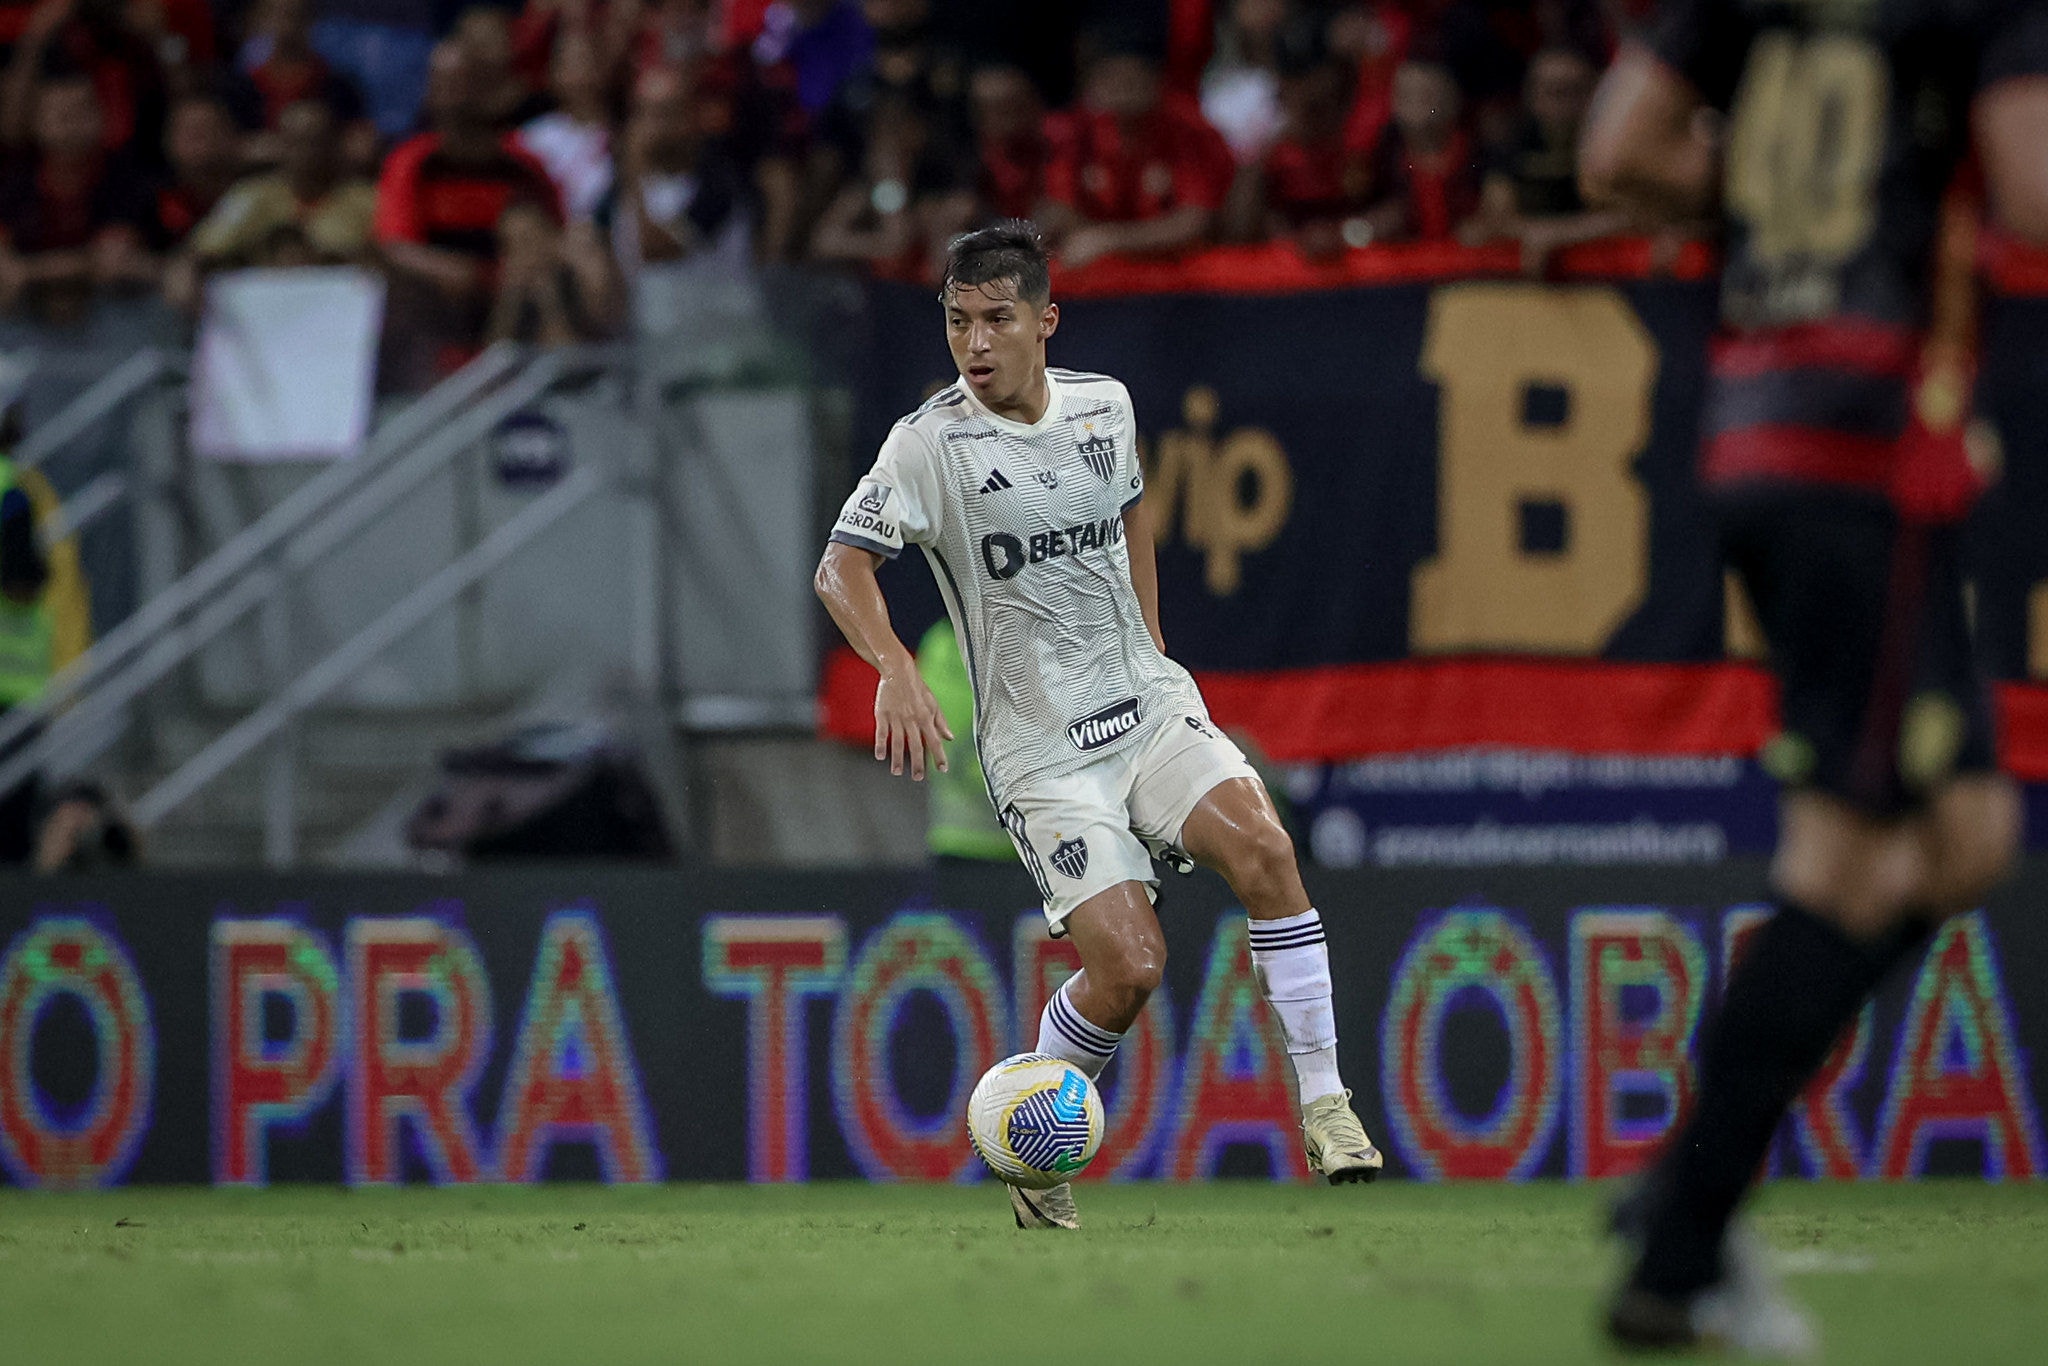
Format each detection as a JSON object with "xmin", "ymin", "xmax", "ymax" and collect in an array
[{"xmin": 831, "ymin": 367, "xmax": 1209, "ymax": 801}]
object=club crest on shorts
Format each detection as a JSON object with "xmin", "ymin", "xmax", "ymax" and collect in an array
[
  {"xmin": 1077, "ymin": 424, "xmax": 1117, "ymax": 483},
  {"xmin": 1051, "ymin": 836, "xmax": 1089, "ymax": 880}
]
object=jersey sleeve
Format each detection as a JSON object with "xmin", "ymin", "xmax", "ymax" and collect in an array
[
  {"xmin": 1644, "ymin": 0, "xmax": 1753, "ymax": 111},
  {"xmin": 1116, "ymin": 383, "xmax": 1144, "ymax": 513},
  {"xmin": 1981, "ymin": 0, "xmax": 2048, "ymax": 89},
  {"xmin": 829, "ymin": 423, "xmax": 943, "ymax": 558}
]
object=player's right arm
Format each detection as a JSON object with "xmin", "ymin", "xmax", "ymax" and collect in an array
[
  {"xmin": 815, "ymin": 543, "xmax": 953, "ymax": 781},
  {"xmin": 814, "ymin": 422, "xmax": 954, "ymax": 782}
]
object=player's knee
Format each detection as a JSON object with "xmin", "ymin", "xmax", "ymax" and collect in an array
[
  {"xmin": 1773, "ymin": 796, "xmax": 1925, "ymax": 931},
  {"xmin": 1225, "ymin": 821, "xmax": 1299, "ymax": 904},
  {"xmin": 1096, "ymin": 937, "xmax": 1165, "ymax": 1018},
  {"xmin": 1925, "ymin": 779, "xmax": 2020, "ymax": 914}
]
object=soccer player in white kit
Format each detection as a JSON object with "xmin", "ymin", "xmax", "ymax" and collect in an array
[{"xmin": 815, "ymin": 221, "xmax": 1383, "ymax": 1228}]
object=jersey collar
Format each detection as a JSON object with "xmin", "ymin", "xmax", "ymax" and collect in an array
[{"xmin": 960, "ymin": 370, "xmax": 1063, "ymax": 436}]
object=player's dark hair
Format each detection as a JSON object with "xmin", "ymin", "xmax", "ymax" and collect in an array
[{"xmin": 940, "ymin": 220, "xmax": 1051, "ymax": 307}]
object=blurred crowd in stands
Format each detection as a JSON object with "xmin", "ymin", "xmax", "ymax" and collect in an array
[{"xmin": 0, "ymin": 0, "xmax": 1652, "ymax": 375}]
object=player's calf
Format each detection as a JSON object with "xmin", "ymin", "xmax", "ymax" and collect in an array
[
  {"xmin": 1059, "ymin": 884, "xmax": 1166, "ymax": 1033},
  {"xmin": 1247, "ymin": 909, "xmax": 1384, "ymax": 1182},
  {"xmin": 1183, "ymin": 785, "xmax": 1385, "ymax": 1184}
]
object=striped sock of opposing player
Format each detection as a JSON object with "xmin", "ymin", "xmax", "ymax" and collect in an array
[
  {"xmin": 1249, "ymin": 909, "xmax": 1344, "ymax": 1104},
  {"xmin": 1037, "ymin": 978, "xmax": 1123, "ymax": 1081}
]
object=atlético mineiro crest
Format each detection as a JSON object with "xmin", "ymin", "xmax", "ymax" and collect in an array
[
  {"xmin": 1051, "ymin": 836, "xmax": 1089, "ymax": 880},
  {"xmin": 1077, "ymin": 424, "xmax": 1116, "ymax": 484}
]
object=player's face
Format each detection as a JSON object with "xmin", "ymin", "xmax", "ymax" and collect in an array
[{"xmin": 943, "ymin": 281, "xmax": 1057, "ymax": 403}]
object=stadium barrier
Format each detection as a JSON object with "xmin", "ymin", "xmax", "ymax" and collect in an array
[{"xmin": 0, "ymin": 861, "xmax": 2039, "ymax": 1187}]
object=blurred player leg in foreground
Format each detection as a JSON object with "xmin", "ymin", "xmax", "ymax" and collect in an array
[{"xmin": 1582, "ymin": 2, "xmax": 2048, "ymax": 1349}]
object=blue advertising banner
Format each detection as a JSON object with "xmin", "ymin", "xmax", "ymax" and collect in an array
[
  {"xmin": 1278, "ymin": 751, "xmax": 1782, "ymax": 869},
  {"xmin": 1, "ymin": 865, "xmax": 2040, "ymax": 1187}
]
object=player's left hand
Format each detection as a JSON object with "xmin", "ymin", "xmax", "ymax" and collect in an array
[{"xmin": 874, "ymin": 669, "xmax": 953, "ymax": 781}]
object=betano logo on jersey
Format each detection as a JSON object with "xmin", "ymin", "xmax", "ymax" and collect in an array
[{"xmin": 979, "ymin": 515, "xmax": 1127, "ymax": 581}]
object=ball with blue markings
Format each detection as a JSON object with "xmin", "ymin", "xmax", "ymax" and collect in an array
[{"xmin": 967, "ymin": 1052, "xmax": 1106, "ymax": 1189}]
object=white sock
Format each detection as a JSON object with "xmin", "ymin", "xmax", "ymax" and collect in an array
[
  {"xmin": 1249, "ymin": 909, "xmax": 1344, "ymax": 1105},
  {"xmin": 1036, "ymin": 978, "xmax": 1123, "ymax": 1081}
]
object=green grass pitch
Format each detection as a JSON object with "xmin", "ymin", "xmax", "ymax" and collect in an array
[{"xmin": 2, "ymin": 1181, "xmax": 2045, "ymax": 1364}]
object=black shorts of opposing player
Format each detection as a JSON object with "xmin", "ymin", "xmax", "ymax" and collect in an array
[{"xmin": 1719, "ymin": 484, "xmax": 1997, "ymax": 817}]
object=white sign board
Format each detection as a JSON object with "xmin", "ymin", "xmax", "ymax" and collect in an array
[{"xmin": 190, "ymin": 267, "xmax": 385, "ymax": 461}]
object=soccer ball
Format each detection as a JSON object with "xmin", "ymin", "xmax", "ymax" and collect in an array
[{"xmin": 966, "ymin": 1052, "xmax": 1105, "ymax": 1189}]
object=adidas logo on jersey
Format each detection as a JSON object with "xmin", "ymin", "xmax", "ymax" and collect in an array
[{"xmin": 979, "ymin": 468, "xmax": 1013, "ymax": 494}]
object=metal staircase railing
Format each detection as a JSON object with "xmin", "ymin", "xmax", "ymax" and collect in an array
[
  {"xmin": 130, "ymin": 464, "xmax": 605, "ymax": 829},
  {"xmin": 14, "ymin": 348, "xmax": 184, "ymax": 548},
  {"xmin": 0, "ymin": 341, "xmax": 627, "ymax": 862}
]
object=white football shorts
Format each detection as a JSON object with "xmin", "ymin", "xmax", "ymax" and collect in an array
[{"xmin": 997, "ymin": 710, "xmax": 1261, "ymax": 933}]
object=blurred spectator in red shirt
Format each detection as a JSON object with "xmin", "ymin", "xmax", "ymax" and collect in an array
[
  {"xmin": 811, "ymin": 86, "xmax": 959, "ymax": 281},
  {"xmin": 1330, "ymin": 0, "xmax": 1412, "ymax": 157},
  {"xmin": 375, "ymin": 38, "xmax": 561, "ymax": 370},
  {"xmin": 516, "ymin": 31, "xmax": 617, "ymax": 221},
  {"xmin": 965, "ymin": 61, "xmax": 1046, "ymax": 223},
  {"xmin": 0, "ymin": 73, "xmax": 160, "ymax": 321},
  {"xmin": 0, "ymin": 0, "xmax": 37, "ymax": 43},
  {"xmin": 227, "ymin": 0, "xmax": 367, "ymax": 138},
  {"xmin": 750, "ymin": 0, "xmax": 870, "ymax": 116},
  {"xmin": 2, "ymin": 0, "xmax": 168, "ymax": 160},
  {"xmin": 455, "ymin": 6, "xmax": 552, "ymax": 132},
  {"xmin": 155, "ymin": 90, "xmax": 240, "ymax": 244},
  {"xmin": 723, "ymin": 0, "xmax": 774, "ymax": 45},
  {"xmin": 1464, "ymin": 45, "xmax": 1624, "ymax": 270},
  {"xmin": 1357, "ymin": 54, "xmax": 1479, "ymax": 243},
  {"xmin": 1042, "ymin": 41, "xmax": 1233, "ymax": 268},
  {"xmin": 1224, "ymin": 46, "xmax": 1373, "ymax": 255}
]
